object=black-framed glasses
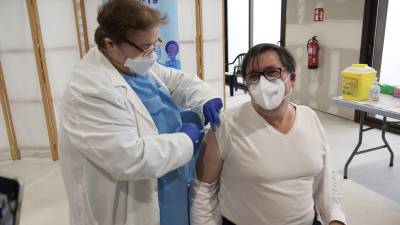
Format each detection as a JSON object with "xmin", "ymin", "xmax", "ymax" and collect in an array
[
  {"xmin": 245, "ymin": 67, "xmax": 286, "ymax": 85},
  {"xmin": 123, "ymin": 37, "xmax": 163, "ymax": 56}
]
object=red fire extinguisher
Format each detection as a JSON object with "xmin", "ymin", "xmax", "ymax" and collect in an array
[{"xmin": 307, "ymin": 36, "xmax": 319, "ymax": 69}]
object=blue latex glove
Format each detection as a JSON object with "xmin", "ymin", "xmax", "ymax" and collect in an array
[
  {"xmin": 179, "ymin": 123, "xmax": 201, "ymax": 143},
  {"xmin": 203, "ymin": 98, "xmax": 223, "ymax": 127}
]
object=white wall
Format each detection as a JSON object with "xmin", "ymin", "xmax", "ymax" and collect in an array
[{"xmin": 286, "ymin": 0, "xmax": 365, "ymax": 119}]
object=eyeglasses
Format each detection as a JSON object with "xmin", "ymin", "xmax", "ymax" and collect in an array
[
  {"xmin": 123, "ymin": 37, "xmax": 163, "ymax": 56},
  {"xmin": 245, "ymin": 67, "xmax": 287, "ymax": 85}
]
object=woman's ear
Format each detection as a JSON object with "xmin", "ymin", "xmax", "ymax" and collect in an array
[
  {"xmin": 104, "ymin": 37, "xmax": 113, "ymax": 48},
  {"xmin": 289, "ymin": 73, "xmax": 296, "ymax": 88},
  {"xmin": 290, "ymin": 73, "xmax": 296, "ymax": 82},
  {"xmin": 103, "ymin": 38, "xmax": 126, "ymax": 67}
]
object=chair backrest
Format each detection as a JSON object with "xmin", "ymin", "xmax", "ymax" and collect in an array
[
  {"xmin": 236, "ymin": 53, "xmax": 246, "ymax": 66},
  {"xmin": 227, "ymin": 53, "xmax": 246, "ymax": 66},
  {"xmin": 228, "ymin": 53, "xmax": 246, "ymax": 75}
]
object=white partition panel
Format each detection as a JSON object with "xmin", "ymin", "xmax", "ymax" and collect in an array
[
  {"xmin": 0, "ymin": 0, "xmax": 50, "ymax": 153},
  {"xmin": 85, "ymin": 0, "xmax": 105, "ymax": 48},
  {"xmin": 37, "ymin": 0, "xmax": 81, "ymax": 125},
  {"xmin": 177, "ymin": 0, "xmax": 197, "ymax": 75},
  {"xmin": 202, "ymin": 0, "xmax": 224, "ymax": 99},
  {"xmin": 0, "ymin": 105, "xmax": 8, "ymax": 154}
]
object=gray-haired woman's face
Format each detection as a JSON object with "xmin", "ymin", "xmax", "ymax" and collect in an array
[
  {"xmin": 245, "ymin": 50, "xmax": 296, "ymax": 111},
  {"xmin": 246, "ymin": 51, "xmax": 293, "ymax": 90}
]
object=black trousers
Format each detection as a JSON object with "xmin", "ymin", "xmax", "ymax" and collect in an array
[
  {"xmin": 222, "ymin": 217, "xmax": 235, "ymax": 225},
  {"xmin": 222, "ymin": 214, "xmax": 322, "ymax": 225}
]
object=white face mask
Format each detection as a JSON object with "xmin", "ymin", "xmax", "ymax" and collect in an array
[
  {"xmin": 249, "ymin": 75, "xmax": 292, "ymax": 110},
  {"xmin": 124, "ymin": 52, "xmax": 157, "ymax": 75}
]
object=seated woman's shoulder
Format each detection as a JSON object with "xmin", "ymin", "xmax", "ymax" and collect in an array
[{"xmin": 223, "ymin": 101, "xmax": 251, "ymax": 118}]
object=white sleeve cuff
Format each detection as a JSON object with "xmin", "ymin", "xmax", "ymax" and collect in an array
[
  {"xmin": 328, "ymin": 207, "xmax": 347, "ymax": 225},
  {"xmin": 190, "ymin": 178, "xmax": 221, "ymax": 225}
]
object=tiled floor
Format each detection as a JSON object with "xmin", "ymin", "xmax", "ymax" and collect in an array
[{"xmin": 0, "ymin": 89, "xmax": 399, "ymax": 225}]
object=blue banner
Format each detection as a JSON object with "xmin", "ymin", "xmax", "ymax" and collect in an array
[{"xmin": 142, "ymin": 0, "xmax": 181, "ymax": 69}]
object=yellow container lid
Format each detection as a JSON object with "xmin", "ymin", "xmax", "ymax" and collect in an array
[{"xmin": 342, "ymin": 64, "xmax": 376, "ymax": 74}]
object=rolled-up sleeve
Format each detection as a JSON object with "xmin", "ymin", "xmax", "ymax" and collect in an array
[
  {"xmin": 190, "ymin": 114, "xmax": 233, "ymax": 225},
  {"xmin": 190, "ymin": 178, "xmax": 222, "ymax": 225},
  {"xmin": 313, "ymin": 115, "xmax": 347, "ymax": 225}
]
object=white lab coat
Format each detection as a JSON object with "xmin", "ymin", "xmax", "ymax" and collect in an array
[{"xmin": 59, "ymin": 47, "xmax": 217, "ymax": 225}]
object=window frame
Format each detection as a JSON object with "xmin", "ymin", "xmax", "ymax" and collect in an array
[
  {"xmin": 358, "ymin": 0, "xmax": 400, "ymax": 134},
  {"xmin": 224, "ymin": 0, "xmax": 286, "ymax": 71}
]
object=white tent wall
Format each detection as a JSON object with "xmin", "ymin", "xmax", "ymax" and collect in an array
[
  {"xmin": 85, "ymin": 0, "xmax": 104, "ymax": 48},
  {"xmin": 0, "ymin": 0, "xmax": 51, "ymax": 160},
  {"xmin": 178, "ymin": 0, "xmax": 225, "ymax": 100},
  {"xmin": 37, "ymin": 0, "xmax": 81, "ymax": 131},
  {"xmin": 286, "ymin": 0, "xmax": 365, "ymax": 119},
  {"xmin": 177, "ymin": 0, "xmax": 197, "ymax": 75},
  {"xmin": 201, "ymin": 0, "xmax": 224, "ymax": 99},
  {"xmin": 0, "ymin": 111, "xmax": 8, "ymax": 155}
]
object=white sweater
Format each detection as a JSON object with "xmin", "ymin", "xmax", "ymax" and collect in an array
[{"xmin": 191, "ymin": 102, "xmax": 346, "ymax": 225}]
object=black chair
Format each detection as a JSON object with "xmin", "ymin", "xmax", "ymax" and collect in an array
[{"xmin": 225, "ymin": 53, "xmax": 246, "ymax": 96}]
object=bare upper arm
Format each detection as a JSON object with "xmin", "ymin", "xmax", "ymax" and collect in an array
[{"xmin": 195, "ymin": 128, "xmax": 223, "ymax": 184}]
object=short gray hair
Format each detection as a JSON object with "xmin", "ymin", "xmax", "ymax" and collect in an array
[{"xmin": 241, "ymin": 43, "xmax": 296, "ymax": 79}]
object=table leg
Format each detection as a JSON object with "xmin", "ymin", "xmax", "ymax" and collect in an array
[
  {"xmin": 344, "ymin": 112, "xmax": 365, "ymax": 179},
  {"xmin": 382, "ymin": 116, "xmax": 394, "ymax": 167}
]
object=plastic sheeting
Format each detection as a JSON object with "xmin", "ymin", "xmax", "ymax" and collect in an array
[
  {"xmin": 0, "ymin": 0, "xmax": 50, "ymax": 155},
  {"xmin": 0, "ymin": 0, "xmax": 104, "ymax": 158}
]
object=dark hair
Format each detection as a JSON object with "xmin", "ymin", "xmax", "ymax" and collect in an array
[
  {"xmin": 241, "ymin": 43, "xmax": 296, "ymax": 79},
  {"xmin": 94, "ymin": 0, "xmax": 167, "ymax": 48}
]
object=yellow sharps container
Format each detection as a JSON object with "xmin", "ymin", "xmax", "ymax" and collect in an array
[{"xmin": 341, "ymin": 64, "xmax": 377, "ymax": 101}]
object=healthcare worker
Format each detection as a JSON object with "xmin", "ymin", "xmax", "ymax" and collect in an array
[
  {"xmin": 58, "ymin": 1, "xmax": 222, "ymax": 225},
  {"xmin": 191, "ymin": 44, "xmax": 346, "ymax": 225}
]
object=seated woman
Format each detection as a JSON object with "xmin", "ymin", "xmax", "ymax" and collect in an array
[{"xmin": 190, "ymin": 43, "xmax": 346, "ymax": 225}]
